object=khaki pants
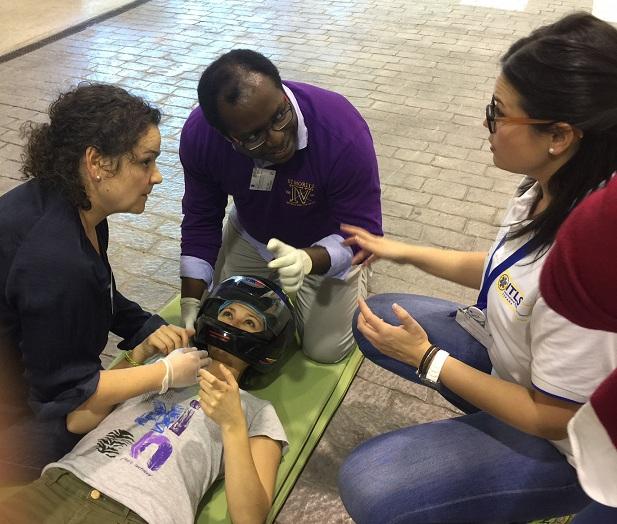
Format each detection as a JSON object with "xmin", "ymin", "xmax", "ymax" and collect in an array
[
  {"xmin": 0, "ymin": 468, "xmax": 146, "ymax": 524},
  {"xmin": 214, "ymin": 221, "xmax": 368, "ymax": 363}
]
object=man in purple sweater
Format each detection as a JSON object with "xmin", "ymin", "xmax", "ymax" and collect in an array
[{"xmin": 179, "ymin": 49, "xmax": 382, "ymax": 363}]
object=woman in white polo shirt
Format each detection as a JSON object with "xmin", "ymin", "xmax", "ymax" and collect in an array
[{"xmin": 338, "ymin": 12, "xmax": 617, "ymax": 524}]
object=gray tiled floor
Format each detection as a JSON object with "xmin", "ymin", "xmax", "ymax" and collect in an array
[{"xmin": 0, "ymin": 0, "xmax": 597, "ymax": 521}]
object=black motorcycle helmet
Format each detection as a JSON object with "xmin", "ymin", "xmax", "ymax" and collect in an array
[{"xmin": 193, "ymin": 276, "xmax": 300, "ymax": 374}]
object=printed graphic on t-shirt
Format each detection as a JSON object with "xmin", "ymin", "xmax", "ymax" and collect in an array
[
  {"xmin": 496, "ymin": 271, "xmax": 531, "ymax": 317},
  {"xmin": 286, "ymin": 179, "xmax": 316, "ymax": 206},
  {"xmin": 135, "ymin": 399, "xmax": 184, "ymax": 433},
  {"xmin": 94, "ymin": 398, "xmax": 201, "ymax": 474},
  {"xmin": 96, "ymin": 429, "xmax": 134, "ymax": 457}
]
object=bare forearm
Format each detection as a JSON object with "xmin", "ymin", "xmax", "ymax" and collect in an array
[
  {"xmin": 67, "ymin": 363, "xmax": 165, "ymax": 434},
  {"xmin": 223, "ymin": 425, "xmax": 272, "ymax": 524},
  {"xmin": 303, "ymin": 246, "xmax": 331, "ymax": 275},
  {"xmin": 110, "ymin": 356, "xmax": 133, "ymax": 369},
  {"xmin": 181, "ymin": 276, "xmax": 207, "ymax": 299},
  {"xmin": 109, "ymin": 347, "xmax": 149, "ymax": 369},
  {"xmin": 440, "ymin": 358, "xmax": 576, "ymax": 439},
  {"xmin": 402, "ymin": 246, "xmax": 486, "ymax": 289}
]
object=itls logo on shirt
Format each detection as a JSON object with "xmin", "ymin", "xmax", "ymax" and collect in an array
[
  {"xmin": 286, "ymin": 179, "xmax": 316, "ymax": 206},
  {"xmin": 497, "ymin": 272, "xmax": 524, "ymax": 308}
]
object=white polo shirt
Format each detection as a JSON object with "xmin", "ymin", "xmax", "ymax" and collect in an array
[{"xmin": 484, "ymin": 182, "xmax": 617, "ymax": 461}]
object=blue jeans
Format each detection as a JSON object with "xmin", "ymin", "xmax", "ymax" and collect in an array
[
  {"xmin": 338, "ymin": 293, "xmax": 590, "ymax": 523},
  {"xmin": 571, "ymin": 503, "xmax": 617, "ymax": 524}
]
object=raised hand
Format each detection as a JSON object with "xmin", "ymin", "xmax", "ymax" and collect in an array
[
  {"xmin": 266, "ymin": 238, "xmax": 312, "ymax": 294},
  {"xmin": 357, "ymin": 298, "xmax": 431, "ymax": 368},
  {"xmin": 341, "ymin": 224, "xmax": 408, "ymax": 265},
  {"xmin": 198, "ymin": 364, "xmax": 245, "ymax": 431}
]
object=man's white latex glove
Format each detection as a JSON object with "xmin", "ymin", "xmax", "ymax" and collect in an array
[
  {"xmin": 267, "ymin": 238, "xmax": 313, "ymax": 294},
  {"xmin": 180, "ymin": 297, "xmax": 201, "ymax": 331},
  {"xmin": 159, "ymin": 347, "xmax": 211, "ymax": 394}
]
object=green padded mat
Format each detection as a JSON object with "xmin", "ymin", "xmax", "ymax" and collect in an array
[{"xmin": 0, "ymin": 295, "xmax": 362, "ymax": 523}]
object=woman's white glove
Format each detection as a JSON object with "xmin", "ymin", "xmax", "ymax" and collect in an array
[
  {"xmin": 159, "ymin": 347, "xmax": 210, "ymax": 394},
  {"xmin": 180, "ymin": 297, "xmax": 201, "ymax": 331},
  {"xmin": 267, "ymin": 238, "xmax": 312, "ymax": 294}
]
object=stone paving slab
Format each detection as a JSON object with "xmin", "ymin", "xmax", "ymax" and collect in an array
[
  {"xmin": 0, "ymin": 0, "xmax": 596, "ymax": 521},
  {"xmin": 0, "ymin": 0, "xmax": 146, "ymax": 57}
]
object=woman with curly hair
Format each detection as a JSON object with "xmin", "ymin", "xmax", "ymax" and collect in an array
[{"xmin": 0, "ymin": 84, "xmax": 209, "ymax": 482}]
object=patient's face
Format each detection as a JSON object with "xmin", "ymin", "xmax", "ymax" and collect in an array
[
  {"xmin": 208, "ymin": 302, "xmax": 265, "ymax": 372},
  {"xmin": 217, "ymin": 303, "xmax": 265, "ymax": 333}
]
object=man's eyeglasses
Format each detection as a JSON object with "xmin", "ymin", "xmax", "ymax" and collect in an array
[
  {"xmin": 486, "ymin": 96, "xmax": 555, "ymax": 134},
  {"xmin": 232, "ymin": 99, "xmax": 294, "ymax": 151}
]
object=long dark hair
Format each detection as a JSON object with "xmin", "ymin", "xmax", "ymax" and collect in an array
[
  {"xmin": 500, "ymin": 12, "xmax": 617, "ymax": 254},
  {"xmin": 197, "ymin": 49, "xmax": 283, "ymax": 134},
  {"xmin": 21, "ymin": 83, "xmax": 161, "ymax": 209}
]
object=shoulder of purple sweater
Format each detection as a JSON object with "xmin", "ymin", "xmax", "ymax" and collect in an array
[
  {"xmin": 179, "ymin": 106, "xmax": 225, "ymax": 161},
  {"xmin": 283, "ymin": 80, "xmax": 373, "ymax": 147},
  {"xmin": 181, "ymin": 106, "xmax": 211, "ymax": 140}
]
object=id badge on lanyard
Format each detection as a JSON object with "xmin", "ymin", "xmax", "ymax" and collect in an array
[
  {"xmin": 455, "ymin": 235, "xmax": 532, "ymax": 348},
  {"xmin": 249, "ymin": 167, "xmax": 276, "ymax": 191},
  {"xmin": 455, "ymin": 305, "xmax": 492, "ymax": 348}
]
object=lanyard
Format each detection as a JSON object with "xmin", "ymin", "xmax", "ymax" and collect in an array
[
  {"xmin": 109, "ymin": 269, "xmax": 115, "ymax": 316},
  {"xmin": 476, "ymin": 235, "xmax": 533, "ymax": 310}
]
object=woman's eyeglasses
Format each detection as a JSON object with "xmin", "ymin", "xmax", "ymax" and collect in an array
[{"xmin": 486, "ymin": 96, "xmax": 555, "ymax": 134}]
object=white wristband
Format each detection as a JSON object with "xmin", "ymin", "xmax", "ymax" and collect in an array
[
  {"xmin": 159, "ymin": 358, "xmax": 172, "ymax": 394},
  {"xmin": 425, "ymin": 349, "xmax": 450, "ymax": 384}
]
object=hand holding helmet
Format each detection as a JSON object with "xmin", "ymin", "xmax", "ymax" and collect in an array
[
  {"xmin": 159, "ymin": 347, "xmax": 211, "ymax": 394},
  {"xmin": 266, "ymin": 238, "xmax": 312, "ymax": 294},
  {"xmin": 133, "ymin": 324, "xmax": 194, "ymax": 363},
  {"xmin": 181, "ymin": 297, "xmax": 201, "ymax": 331}
]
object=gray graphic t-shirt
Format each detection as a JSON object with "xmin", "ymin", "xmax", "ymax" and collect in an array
[{"xmin": 44, "ymin": 387, "xmax": 288, "ymax": 523}]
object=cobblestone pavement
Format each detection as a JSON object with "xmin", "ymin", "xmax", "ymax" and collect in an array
[{"xmin": 0, "ymin": 0, "xmax": 595, "ymax": 521}]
